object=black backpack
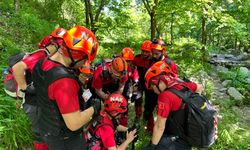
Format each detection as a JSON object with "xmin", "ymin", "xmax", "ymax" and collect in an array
[
  {"xmin": 168, "ymin": 87, "xmax": 218, "ymax": 148},
  {"xmin": 8, "ymin": 52, "xmax": 27, "ymax": 67}
]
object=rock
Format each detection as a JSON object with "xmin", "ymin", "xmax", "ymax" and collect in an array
[
  {"xmin": 222, "ymin": 80, "xmax": 232, "ymax": 87},
  {"xmin": 216, "ymin": 66, "xmax": 228, "ymax": 73},
  {"xmin": 219, "ymin": 88, "xmax": 227, "ymax": 92},
  {"xmin": 239, "ymin": 67, "xmax": 249, "ymax": 77},
  {"xmin": 241, "ymin": 107, "xmax": 250, "ymax": 125},
  {"xmin": 232, "ymin": 106, "xmax": 250, "ymax": 125},
  {"xmin": 235, "ymin": 53, "xmax": 248, "ymax": 61},
  {"xmin": 227, "ymin": 87, "xmax": 244, "ymax": 100},
  {"xmin": 245, "ymin": 78, "xmax": 250, "ymax": 84}
]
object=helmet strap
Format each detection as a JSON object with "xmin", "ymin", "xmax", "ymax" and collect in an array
[
  {"xmin": 65, "ymin": 46, "xmax": 76, "ymax": 67},
  {"xmin": 105, "ymin": 110, "xmax": 120, "ymax": 128},
  {"xmin": 65, "ymin": 47, "xmax": 86, "ymax": 67}
]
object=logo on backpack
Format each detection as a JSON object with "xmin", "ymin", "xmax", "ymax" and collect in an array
[{"xmin": 169, "ymin": 87, "xmax": 218, "ymax": 148}]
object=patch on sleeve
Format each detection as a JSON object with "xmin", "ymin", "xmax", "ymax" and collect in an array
[{"xmin": 158, "ymin": 102, "xmax": 166, "ymax": 110}]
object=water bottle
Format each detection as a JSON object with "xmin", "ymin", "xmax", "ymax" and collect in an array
[{"xmin": 3, "ymin": 68, "xmax": 9, "ymax": 79}]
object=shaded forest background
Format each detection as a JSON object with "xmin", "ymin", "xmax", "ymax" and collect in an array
[{"xmin": 0, "ymin": 0, "xmax": 249, "ymax": 149}]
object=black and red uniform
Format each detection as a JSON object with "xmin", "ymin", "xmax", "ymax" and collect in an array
[
  {"xmin": 143, "ymin": 55, "xmax": 179, "ymax": 133},
  {"xmin": 133, "ymin": 54, "xmax": 155, "ymax": 132},
  {"xmin": 155, "ymin": 81, "xmax": 197, "ymax": 150},
  {"xmin": 32, "ymin": 58, "xmax": 86, "ymax": 150},
  {"xmin": 119, "ymin": 65, "xmax": 141, "ymax": 127},
  {"xmin": 91, "ymin": 63, "xmax": 128, "ymax": 100},
  {"xmin": 86, "ymin": 113, "xmax": 117, "ymax": 150},
  {"xmin": 19, "ymin": 50, "xmax": 49, "ymax": 150}
]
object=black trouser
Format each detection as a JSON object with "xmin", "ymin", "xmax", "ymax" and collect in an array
[
  {"xmin": 143, "ymin": 90, "xmax": 158, "ymax": 120},
  {"xmin": 156, "ymin": 135, "xmax": 191, "ymax": 150},
  {"xmin": 43, "ymin": 131, "xmax": 86, "ymax": 150}
]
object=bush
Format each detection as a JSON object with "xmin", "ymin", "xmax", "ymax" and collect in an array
[
  {"xmin": 0, "ymin": 94, "xmax": 33, "ymax": 149},
  {"xmin": 169, "ymin": 37, "xmax": 211, "ymax": 78}
]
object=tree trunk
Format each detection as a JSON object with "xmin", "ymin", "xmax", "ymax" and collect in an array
[
  {"xmin": 201, "ymin": 16, "xmax": 207, "ymax": 62},
  {"xmin": 238, "ymin": 40, "xmax": 241, "ymax": 51},
  {"xmin": 14, "ymin": 0, "xmax": 20, "ymax": 12},
  {"xmin": 201, "ymin": 16, "xmax": 206, "ymax": 45},
  {"xmin": 170, "ymin": 13, "xmax": 174, "ymax": 44},
  {"xmin": 84, "ymin": 0, "xmax": 90, "ymax": 28},
  {"xmin": 235, "ymin": 37, "xmax": 237, "ymax": 51},
  {"xmin": 150, "ymin": 11, "xmax": 156, "ymax": 40}
]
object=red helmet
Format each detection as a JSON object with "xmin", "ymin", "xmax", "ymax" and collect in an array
[
  {"xmin": 62, "ymin": 26, "xmax": 98, "ymax": 61},
  {"xmin": 140, "ymin": 40, "xmax": 152, "ymax": 52},
  {"xmin": 121, "ymin": 47, "xmax": 134, "ymax": 61},
  {"xmin": 109, "ymin": 57, "xmax": 128, "ymax": 77},
  {"xmin": 104, "ymin": 93, "xmax": 127, "ymax": 115},
  {"xmin": 38, "ymin": 28, "xmax": 66, "ymax": 49},
  {"xmin": 51, "ymin": 28, "xmax": 67, "ymax": 38},
  {"xmin": 150, "ymin": 38, "xmax": 166, "ymax": 51},
  {"xmin": 145, "ymin": 61, "xmax": 176, "ymax": 89}
]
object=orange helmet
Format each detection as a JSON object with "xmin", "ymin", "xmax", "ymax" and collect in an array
[
  {"xmin": 150, "ymin": 38, "xmax": 166, "ymax": 51},
  {"xmin": 121, "ymin": 47, "xmax": 134, "ymax": 61},
  {"xmin": 145, "ymin": 61, "xmax": 176, "ymax": 89},
  {"xmin": 109, "ymin": 57, "xmax": 128, "ymax": 77},
  {"xmin": 79, "ymin": 60, "xmax": 94, "ymax": 76},
  {"xmin": 104, "ymin": 93, "xmax": 127, "ymax": 115},
  {"xmin": 62, "ymin": 26, "xmax": 98, "ymax": 61},
  {"xmin": 140, "ymin": 40, "xmax": 152, "ymax": 52}
]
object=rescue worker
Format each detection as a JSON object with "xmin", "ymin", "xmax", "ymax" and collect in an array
[
  {"xmin": 12, "ymin": 27, "xmax": 66, "ymax": 150},
  {"xmin": 31, "ymin": 26, "xmax": 101, "ymax": 150},
  {"xmin": 86, "ymin": 93, "xmax": 137, "ymax": 150},
  {"xmin": 150, "ymin": 38, "xmax": 178, "ymax": 74},
  {"xmin": 133, "ymin": 40, "xmax": 155, "ymax": 133},
  {"xmin": 144, "ymin": 38, "xmax": 178, "ymax": 134},
  {"xmin": 119, "ymin": 47, "xmax": 141, "ymax": 127},
  {"xmin": 144, "ymin": 61, "xmax": 202, "ymax": 150},
  {"xmin": 91, "ymin": 56, "xmax": 128, "ymax": 101}
]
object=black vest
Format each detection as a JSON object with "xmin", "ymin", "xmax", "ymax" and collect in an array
[{"xmin": 32, "ymin": 58, "xmax": 84, "ymax": 136}]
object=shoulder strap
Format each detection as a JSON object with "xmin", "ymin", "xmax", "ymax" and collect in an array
[
  {"xmin": 168, "ymin": 87, "xmax": 192, "ymax": 103},
  {"xmin": 165, "ymin": 57, "xmax": 172, "ymax": 66},
  {"xmin": 46, "ymin": 66, "xmax": 76, "ymax": 85}
]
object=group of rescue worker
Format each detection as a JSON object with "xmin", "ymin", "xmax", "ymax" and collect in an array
[{"xmin": 7, "ymin": 25, "xmax": 203, "ymax": 150}]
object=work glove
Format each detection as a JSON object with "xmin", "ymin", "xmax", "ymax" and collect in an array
[
  {"xmin": 128, "ymin": 123, "xmax": 140, "ymax": 142},
  {"xmin": 21, "ymin": 83, "xmax": 36, "ymax": 95},
  {"xmin": 115, "ymin": 131, "xmax": 126, "ymax": 145},
  {"xmin": 90, "ymin": 98, "xmax": 101, "ymax": 116},
  {"xmin": 143, "ymin": 144, "xmax": 157, "ymax": 150}
]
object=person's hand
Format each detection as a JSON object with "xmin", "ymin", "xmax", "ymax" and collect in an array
[
  {"xmin": 90, "ymin": 98, "xmax": 101, "ymax": 116},
  {"xmin": 128, "ymin": 124, "xmax": 140, "ymax": 142},
  {"xmin": 126, "ymin": 129, "xmax": 137, "ymax": 144},
  {"xmin": 143, "ymin": 144, "xmax": 157, "ymax": 150}
]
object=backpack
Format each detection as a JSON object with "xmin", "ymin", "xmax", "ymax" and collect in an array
[
  {"xmin": 86, "ymin": 116, "xmax": 114, "ymax": 150},
  {"xmin": 3, "ymin": 52, "xmax": 28, "ymax": 98},
  {"xmin": 168, "ymin": 87, "xmax": 218, "ymax": 148}
]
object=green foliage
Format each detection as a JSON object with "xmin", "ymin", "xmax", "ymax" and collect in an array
[
  {"xmin": 0, "ymin": 94, "xmax": 33, "ymax": 149},
  {"xmin": 0, "ymin": 0, "xmax": 249, "ymax": 148},
  {"xmin": 211, "ymin": 106, "xmax": 250, "ymax": 150},
  {"xmin": 170, "ymin": 37, "xmax": 205, "ymax": 77},
  {"xmin": 10, "ymin": 10, "xmax": 54, "ymax": 46},
  {"xmin": 218, "ymin": 67, "xmax": 250, "ymax": 105}
]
